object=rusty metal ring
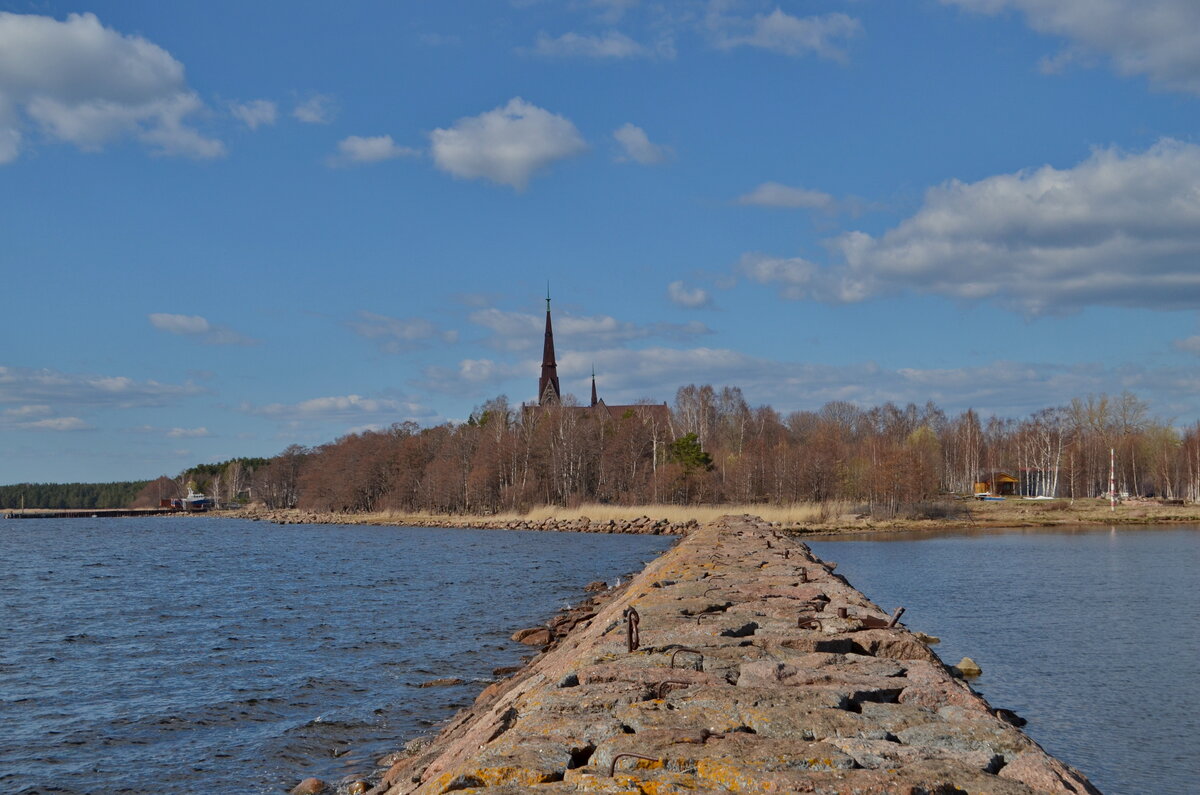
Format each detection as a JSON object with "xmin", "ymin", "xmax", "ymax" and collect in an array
[{"xmin": 608, "ymin": 753, "xmax": 660, "ymax": 777}]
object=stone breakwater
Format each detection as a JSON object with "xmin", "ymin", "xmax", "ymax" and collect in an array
[
  {"xmin": 241, "ymin": 508, "xmax": 696, "ymax": 535},
  {"xmin": 364, "ymin": 516, "xmax": 1098, "ymax": 795}
]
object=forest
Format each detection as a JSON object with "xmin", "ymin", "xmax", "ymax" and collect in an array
[
  {"xmin": 230, "ymin": 385, "xmax": 1200, "ymax": 516},
  {"xmin": 0, "ymin": 481, "xmax": 150, "ymax": 509}
]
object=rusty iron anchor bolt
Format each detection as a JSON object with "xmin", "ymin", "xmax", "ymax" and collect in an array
[
  {"xmin": 669, "ymin": 647, "xmax": 705, "ymax": 671},
  {"xmin": 799, "ymin": 568, "xmax": 808, "ymax": 582},
  {"xmin": 887, "ymin": 606, "xmax": 906, "ymax": 627},
  {"xmin": 624, "ymin": 606, "xmax": 641, "ymax": 652},
  {"xmin": 608, "ymin": 753, "xmax": 660, "ymax": 777}
]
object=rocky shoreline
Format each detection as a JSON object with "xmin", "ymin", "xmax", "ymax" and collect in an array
[
  {"xmin": 237, "ymin": 507, "xmax": 698, "ymax": 535},
  {"xmin": 228, "ymin": 500, "xmax": 1200, "ymax": 537},
  {"xmin": 337, "ymin": 515, "xmax": 1097, "ymax": 795}
]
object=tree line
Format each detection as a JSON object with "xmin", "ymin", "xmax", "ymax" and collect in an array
[
  {"xmin": 0, "ymin": 481, "xmax": 150, "ymax": 509},
  {"xmin": 129, "ymin": 457, "xmax": 272, "ymax": 508},
  {"xmin": 234, "ymin": 386, "xmax": 1200, "ymax": 516}
]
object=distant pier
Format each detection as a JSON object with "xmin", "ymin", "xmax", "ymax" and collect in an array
[{"xmin": 3, "ymin": 508, "xmax": 182, "ymax": 519}]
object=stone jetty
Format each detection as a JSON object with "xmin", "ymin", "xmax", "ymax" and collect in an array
[
  {"xmin": 241, "ymin": 508, "xmax": 696, "ymax": 535},
  {"xmin": 366, "ymin": 516, "xmax": 1097, "ymax": 794}
]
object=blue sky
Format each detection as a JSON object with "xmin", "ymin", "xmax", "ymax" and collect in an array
[{"xmin": 3, "ymin": 0, "xmax": 1200, "ymax": 483}]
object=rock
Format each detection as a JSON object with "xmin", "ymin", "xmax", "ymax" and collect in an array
[
  {"xmin": 492, "ymin": 665, "xmax": 524, "ymax": 677},
  {"xmin": 954, "ymin": 656, "xmax": 983, "ymax": 677},
  {"xmin": 510, "ymin": 626, "xmax": 547, "ymax": 643},
  {"xmin": 583, "ymin": 580, "xmax": 607, "ymax": 592},
  {"xmin": 999, "ymin": 749, "xmax": 1102, "ymax": 794},
  {"xmin": 289, "ymin": 778, "xmax": 325, "ymax": 795},
  {"xmin": 514, "ymin": 627, "xmax": 552, "ymax": 646},
  {"xmin": 347, "ymin": 781, "xmax": 369, "ymax": 795},
  {"xmin": 417, "ymin": 677, "xmax": 466, "ymax": 688}
]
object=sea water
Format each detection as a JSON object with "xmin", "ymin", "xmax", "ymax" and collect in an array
[
  {"xmin": 0, "ymin": 517, "xmax": 673, "ymax": 794},
  {"xmin": 810, "ymin": 525, "xmax": 1200, "ymax": 795}
]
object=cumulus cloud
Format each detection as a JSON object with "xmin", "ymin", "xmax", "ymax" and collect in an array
[
  {"xmin": 613, "ymin": 123, "xmax": 672, "ymax": 164},
  {"xmin": 944, "ymin": 0, "xmax": 1200, "ymax": 94},
  {"xmin": 429, "ymin": 97, "xmax": 587, "ymax": 190},
  {"xmin": 348, "ymin": 310, "xmax": 458, "ymax": 352},
  {"xmin": 528, "ymin": 30, "xmax": 668, "ymax": 59},
  {"xmin": 709, "ymin": 8, "xmax": 862, "ymax": 61},
  {"xmin": 241, "ymin": 393, "xmax": 437, "ymax": 428},
  {"xmin": 229, "ymin": 99, "xmax": 277, "ymax": 130},
  {"xmin": 148, "ymin": 313, "xmax": 256, "ymax": 345},
  {"xmin": 1174, "ymin": 336, "xmax": 1200, "ymax": 355},
  {"xmin": 292, "ymin": 94, "xmax": 335, "ymax": 124},
  {"xmin": 420, "ymin": 339, "xmax": 1191, "ymax": 417},
  {"xmin": 0, "ymin": 11, "xmax": 223, "ymax": 161},
  {"xmin": 166, "ymin": 426, "xmax": 210, "ymax": 438},
  {"xmin": 667, "ymin": 280, "xmax": 712, "ymax": 309},
  {"xmin": 469, "ymin": 308, "xmax": 712, "ymax": 351},
  {"xmin": 3, "ymin": 404, "xmax": 51, "ymax": 418},
  {"xmin": 744, "ymin": 140, "xmax": 1200, "ymax": 314},
  {"xmin": 14, "ymin": 416, "xmax": 90, "ymax": 431},
  {"xmin": 0, "ymin": 365, "xmax": 199, "ymax": 410},
  {"xmin": 329, "ymin": 135, "xmax": 420, "ymax": 166},
  {"xmin": 737, "ymin": 182, "xmax": 835, "ymax": 210}
]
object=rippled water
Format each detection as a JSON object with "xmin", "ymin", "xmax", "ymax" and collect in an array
[
  {"xmin": 810, "ymin": 525, "xmax": 1200, "ymax": 795},
  {"xmin": 0, "ymin": 518, "xmax": 673, "ymax": 794}
]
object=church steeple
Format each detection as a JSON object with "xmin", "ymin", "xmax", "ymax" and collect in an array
[
  {"xmin": 590, "ymin": 364, "xmax": 598, "ymax": 407},
  {"xmin": 538, "ymin": 290, "xmax": 561, "ymax": 405}
]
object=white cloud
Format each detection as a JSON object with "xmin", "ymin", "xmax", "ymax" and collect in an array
[
  {"xmin": 241, "ymin": 393, "xmax": 437, "ymax": 428},
  {"xmin": 0, "ymin": 12, "xmax": 223, "ymax": 161},
  {"xmin": 4, "ymin": 404, "xmax": 52, "ymax": 418},
  {"xmin": 429, "ymin": 97, "xmax": 587, "ymax": 190},
  {"xmin": 737, "ymin": 253, "xmax": 822, "ymax": 300},
  {"xmin": 667, "ymin": 280, "xmax": 712, "ymax": 309},
  {"xmin": 745, "ymin": 140, "xmax": 1200, "ymax": 314},
  {"xmin": 149, "ymin": 313, "xmax": 210, "ymax": 335},
  {"xmin": 469, "ymin": 308, "xmax": 712, "ymax": 350},
  {"xmin": 329, "ymin": 135, "xmax": 420, "ymax": 166},
  {"xmin": 348, "ymin": 310, "xmax": 458, "ymax": 352},
  {"xmin": 528, "ymin": 30, "xmax": 660, "ymax": 58},
  {"xmin": 1174, "ymin": 336, "xmax": 1200, "ymax": 355},
  {"xmin": 709, "ymin": 8, "xmax": 862, "ymax": 61},
  {"xmin": 587, "ymin": 0, "xmax": 640, "ymax": 24},
  {"xmin": 944, "ymin": 0, "xmax": 1200, "ymax": 94},
  {"xmin": 166, "ymin": 426, "xmax": 210, "ymax": 438},
  {"xmin": 292, "ymin": 94, "xmax": 335, "ymax": 124},
  {"xmin": 0, "ymin": 365, "xmax": 200, "ymax": 409},
  {"xmin": 613, "ymin": 122, "xmax": 671, "ymax": 164},
  {"xmin": 148, "ymin": 313, "xmax": 256, "ymax": 345},
  {"xmin": 229, "ymin": 99, "xmax": 277, "ymax": 130},
  {"xmin": 737, "ymin": 182, "xmax": 835, "ymax": 210},
  {"xmin": 16, "ymin": 416, "xmax": 90, "ymax": 431}
]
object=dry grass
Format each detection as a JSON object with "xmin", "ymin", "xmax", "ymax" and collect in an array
[
  {"xmin": 359, "ymin": 502, "xmax": 858, "ymax": 527},
  {"xmin": 239, "ymin": 497, "xmax": 1200, "ymax": 532}
]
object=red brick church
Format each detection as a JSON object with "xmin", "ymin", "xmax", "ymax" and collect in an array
[{"xmin": 527, "ymin": 295, "xmax": 671, "ymax": 427}]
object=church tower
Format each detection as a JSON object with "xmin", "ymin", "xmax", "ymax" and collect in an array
[{"xmin": 538, "ymin": 292, "xmax": 561, "ymax": 405}]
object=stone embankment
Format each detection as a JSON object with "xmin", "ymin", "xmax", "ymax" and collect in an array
[
  {"xmin": 364, "ymin": 516, "xmax": 1097, "ymax": 795},
  {"xmin": 240, "ymin": 508, "xmax": 696, "ymax": 535}
]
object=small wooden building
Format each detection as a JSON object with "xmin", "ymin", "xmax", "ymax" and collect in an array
[{"xmin": 974, "ymin": 471, "xmax": 1019, "ymax": 496}]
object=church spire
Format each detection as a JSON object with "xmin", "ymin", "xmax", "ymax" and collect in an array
[
  {"xmin": 590, "ymin": 364, "xmax": 598, "ymax": 407},
  {"xmin": 538, "ymin": 290, "xmax": 561, "ymax": 405}
]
